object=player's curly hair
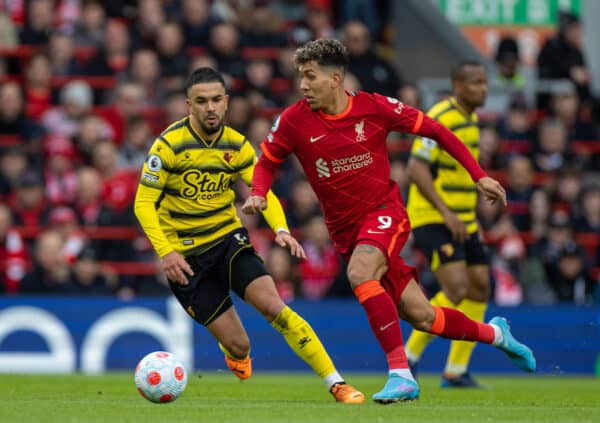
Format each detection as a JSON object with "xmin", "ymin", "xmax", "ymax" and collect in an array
[{"xmin": 293, "ymin": 39, "xmax": 349, "ymax": 73}]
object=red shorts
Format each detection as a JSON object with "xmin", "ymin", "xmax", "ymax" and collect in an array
[{"xmin": 339, "ymin": 204, "xmax": 419, "ymax": 305}]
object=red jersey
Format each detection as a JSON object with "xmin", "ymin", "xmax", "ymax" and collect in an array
[{"xmin": 253, "ymin": 91, "xmax": 485, "ymax": 247}]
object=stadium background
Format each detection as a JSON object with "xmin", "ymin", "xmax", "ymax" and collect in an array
[{"xmin": 0, "ymin": 0, "xmax": 599, "ymax": 375}]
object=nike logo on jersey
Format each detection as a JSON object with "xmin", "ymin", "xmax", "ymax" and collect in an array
[
  {"xmin": 310, "ymin": 134, "xmax": 326, "ymax": 143},
  {"xmin": 367, "ymin": 229, "xmax": 385, "ymax": 234},
  {"xmin": 379, "ymin": 321, "xmax": 396, "ymax": 331}
]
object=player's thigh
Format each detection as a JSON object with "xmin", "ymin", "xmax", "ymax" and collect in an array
[
  {"xmin": 464, "ymin": 232, "xmax": 491, "ymax": 300},
  {"xmin": 397, "ymin": 278, "xmax": 435, "ymax": 330}
]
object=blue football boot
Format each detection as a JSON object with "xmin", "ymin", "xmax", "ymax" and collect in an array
[
  {"xmin": 372, "ymin": 374, "xmax": 420, "ymax": 404},
  {"xmin": 489, "ymin": 316, "xmax": 536, "ymax": 372}
]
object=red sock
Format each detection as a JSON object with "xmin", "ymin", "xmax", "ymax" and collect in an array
[
  {"xmin": 354, "ymin": 280, "xmax": 408, "ymax": 370},
  {"xmin": 429, "ymin": 306, "xmax": 495, "ymax": 344}
]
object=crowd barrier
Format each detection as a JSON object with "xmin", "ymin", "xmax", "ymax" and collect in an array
[{"xmin": 0, "ymin": 296, "xmax": 598, "ymax": 375}]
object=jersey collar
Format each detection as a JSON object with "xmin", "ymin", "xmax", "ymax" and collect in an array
[
  {"xmin": 318, "ymin": 90, "xmax": 354, "ymax": 120},
  {"xmin": 449, "ymin": 97, "xmax": 476, "ymax": 121},
  {"xmin": 186, "ymin": 117, "xmax": 224, "ymax": 147}
]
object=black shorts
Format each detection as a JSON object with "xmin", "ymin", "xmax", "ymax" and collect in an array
[
  {"xmin": 169, "ymin": 228, "xmax": 268, "ymax": 326},
  {"xmin": 412, "ymin": 223, "xmax": 489, "ymax": 272}
]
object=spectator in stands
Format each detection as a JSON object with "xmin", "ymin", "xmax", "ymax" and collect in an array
[
  {"xmin": 305, "ymin": 1, "xmax": 335, "ymax": 40},
  {"xmin": 20, "ymin": 230, "xmax": 72, "ymax": 295},
  {"xmin": 239, "ymin": 0, "xmax": 287, "ymax": 47},
  {"xmin": 225, "ymin": 95, "xmax": 252, "ymax": 133},
  {"xmin": 533, "ymin": 118, "xmax": 570, "ymax": 172},
  {"xmin": 47, "ymin": 31, "xmax": 81, "ymax": 76},
  {"xmin": 23, "ymin": 53, "xmax": 55, "ymax": 121},
  {"xmin": 156, "ymin": 21, "xmax": 189, "ymax": 80},
  {"xmin": 340, "ymin": 0, "xmax": 381, "ymax": 36},
  {"xmin": 266, "ymin": 244, "xmax": 297, "ymax": 304},
  {"xmin": 0, "ymin": 204, "xmax": 27, "ymax": 294},
  {"xmin": 537, "ymin": 12, "xmax": 590, "ymax": 107},
  {"xmin": 342, "ymin": 20, "xmax": 401, "ymax": 97},
  {"xmin": 398, "ymin": 83, "xmax": 421, "ymax": 109},
  {"xmin": 547, "ymin": 241, "xmax": 593, "ymax": 305},
  {"xmin": 181, "ymin": 0, "xmax": 215, "ymax": 48},
  {"xmin": 47, "ymin": 206, "xmax": 87, "ymax": 264},
  {"xmin": 98, "ymin": 82, "xmax": 145, "ymax": 144},
  {"xmin": 83, "ymin": 19, "xmax": 130, "ymax": 76},
  {"xmin": 129, "ymin": 0, "xmax": 165, "ymax": 50},
  {"xmin": 491, "ymin": 36, "xmax": 525, "ymax": 93},
  {"xmin": 9, "ymin": 171, "xmax": 49, "ymax": 228},
  {"xmin": 506, "ymin": 155, "xmax": 534, "ymax": 231},
  {"xmin": 478, "ymin": 124, "xmax": 504, "ymax": 170},
  {"xmin": 390, "ymin": 159, "xmax": 408, "ymax": 200},
  {"xmin": 73, "ymin": 114, "xmax": 114, "ymax": 164},
  {"xmin": 300, "ymin": 216, "xmax": 340, "ymax": 301},
  {"xmin": 244, "ymin": 58, "xmax": 281, "ymax": 109},
  {"xmin": 208, "ymin": 22, "xmax": 246, "ymax": 79},
  {"xmin": 19, "ymin": 0, "xmax": 54, "ymax": 45},
  {"xmin": 0, "ymin": 10, "xmax": 18, "ymax": 47},
  {"xmin": 550, "ymin": 88, "xmax": 598, "ymax": 141},
  {"xmin": 43, "ymin": 135, "xmax": 79, "ymax": 206},
  {"xmin": 551, "ymin": 167, "xmax": 582, "ymax": 214},
  {"xmin": 283, "ymin": 178, "xmax": 321, "ymax": 228},
  {"xmin": 496, "ymin": 98, "xmax": 532, "ymax": 142},
  {"xmin": 72, "ymin": 0, "xmax": 107, "ymax": 48},
  {"xmin": 127, "ymin": 49, "xmax": 165, "ymax": 106},
  {"xmin": 247, "ymin": 116, "xmax": 272, "ymax": 150},
  {"xmin": 164, "ymin": 90, "xmax": 189, "ymax": 123},
  {"xmin": 528, "ymin": 188, "xmax": 552, "ymax": 239},
  {"xmin": 0, "ymin": 81, "xmax": 43, "ymax": 143},
  {"xmin": 68, "ymin": 246, "xmax": 114, "ymax": 295},
  {"xmin": 41, "ymin": 80, "xmax": 94, "ymax": 140},
  {"xmin": 118, "ymin": 116, "xmax": 153, "ymax": 171},
  {"xmin": 73, "ymin": 166, "xmax": 103, "ymax": 226},
  {"xmin": 0, "ymin": 147, "xmax": 28, "ymax": 199},
  {"xmin": 574, "ymin": 184, "xmax": 600, "ymax": 266}
]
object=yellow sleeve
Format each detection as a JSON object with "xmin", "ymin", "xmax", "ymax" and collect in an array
[
  {"xmin": 238, "ymin": 141, "xmax": 290, "ymax": 234},
  {"xmin": 410, "ymin": 136, "xmax": 440, "ymax": 164},
  {"xmin": 133, "ymin": 138, "xmax": 176, "ymax": 257}
]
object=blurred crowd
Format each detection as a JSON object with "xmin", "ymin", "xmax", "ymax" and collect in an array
[{"xmin": 0, "ymin": 0, "xmax": 598, "ymax": 305}]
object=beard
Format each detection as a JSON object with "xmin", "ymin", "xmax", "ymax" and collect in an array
[{"xmin": 199, "ymin": 115, "xmax": 223, "ymax": 134}]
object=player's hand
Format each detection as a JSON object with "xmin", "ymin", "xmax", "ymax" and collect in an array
[
  {"xmin": 242, "ymin": 195, "xmax": 267, "ymax": 215},
  {"xmin": 476, "ymin": 176, "xmax": 507, "ymax": 207},
  {"xmin": 442, "ymin": 210, "xmax": 468, "ymax": 243},
  {"xmin": 161, "ymin": 251, "xmax": 194, "ymax": 285},
  {"xmin": 275, "ymin": 230, "xmax": 306, "ymax": 259}
]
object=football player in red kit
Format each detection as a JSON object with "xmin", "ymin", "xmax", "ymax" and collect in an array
[{"xmin": 243, "ymin": 39, "xmax": 535, "ymax": 403}]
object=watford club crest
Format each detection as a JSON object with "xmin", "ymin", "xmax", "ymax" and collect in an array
[
  {"xmin": 440, "ymin": 243, "xmax": 454, "ymax": 257},
  {"xmin": 223, "ymin": 152, "xmax": 233, "ymax": 163}
]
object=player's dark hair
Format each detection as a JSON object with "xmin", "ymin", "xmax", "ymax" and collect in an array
[
  {"xmin": 451, "ymin": 60, "xmax": 484, "ymax": 81},
  {"xmin": 185, "ymin": 67, "xmax": 225, "ymax": 94},
  {"xmin": 293, "ymin": 39, "xmax": 349, "ymax": 74}
]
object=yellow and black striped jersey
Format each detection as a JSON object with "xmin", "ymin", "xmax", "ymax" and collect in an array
[
  {"xmin": 407, "ymin": 97, "xmax": 480, "ymax": 234},
  {"xmin": 134, "ymin": 116, "xmax": 288, "ymax": 257}
]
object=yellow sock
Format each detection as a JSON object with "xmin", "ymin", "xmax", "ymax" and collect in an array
[
  {"xmin": 271, "ymin": 306, "xmax": 336, "ymax": 379},
  {"xmin": 445, "ymin": 298, "xmax": 487, "ymax": 375},
  {"xmin": 406, "ymin": 291, "xmax": 455, "ymax": 362}
]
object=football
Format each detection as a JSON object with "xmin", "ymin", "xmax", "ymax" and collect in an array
[{"xmin": 134, "ymin": 351, "xmax": 188, "ymax": 403}]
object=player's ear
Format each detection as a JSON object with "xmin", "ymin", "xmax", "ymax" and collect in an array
[{"xmin": 331, "ymin": 71, "xmax": 343, "ymax": 88}]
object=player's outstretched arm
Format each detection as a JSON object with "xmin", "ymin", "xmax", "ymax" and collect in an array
[{"xmin": 242, "ymin": 195, "xmax": 266, "ymax": 214}]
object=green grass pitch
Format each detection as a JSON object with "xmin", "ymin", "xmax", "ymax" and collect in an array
[{"xmin": 1, "ymin": 372, "xmax": 599, "ymax": 423}]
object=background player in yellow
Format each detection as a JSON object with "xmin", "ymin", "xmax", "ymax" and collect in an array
[
  {"xmin": 134, "ymin": 67, "xmax": 364, "ymax": 403},
  {"xmin": 405, "ymin": 61, "xmax": 490, "ymax": 387}
]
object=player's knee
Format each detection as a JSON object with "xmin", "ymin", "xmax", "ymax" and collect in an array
[{"xmin": 346, "ymin": 265, "xmax": 374, "ymax": 287}]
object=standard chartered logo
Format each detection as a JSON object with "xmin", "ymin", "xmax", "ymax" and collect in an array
[
  {"xmin": 316, "ymin": 153, "xmax": 373, "ymax": 179},
  {"xmin": 315, "ymin": 158, "xmax": 331, "ymax": 178}
]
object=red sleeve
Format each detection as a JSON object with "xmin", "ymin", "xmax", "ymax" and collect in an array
[
  {"xmin": 373, "ymin": 93, "xmax": 486, "ymax": 182},
  {"xmin": 251, "ymin": 152, "xmax": 279, "ymax": 197}
]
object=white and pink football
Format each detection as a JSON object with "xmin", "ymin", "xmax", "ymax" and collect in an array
[{"xmin": 134, "ymin": 351, "xmax": 188, "ymax": 403}]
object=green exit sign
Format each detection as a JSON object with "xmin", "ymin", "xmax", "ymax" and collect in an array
[{"xmin": 437, "ymin": 0, "xmax": 581, "ymax": 25}]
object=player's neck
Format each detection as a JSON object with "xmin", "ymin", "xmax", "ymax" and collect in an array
[
  {"xmin": 454, "ymin": 97, "xmax": 474, "ymax": 116},
  {"xmin": 321, "ymin": 89, "xmax": 350, "ymax": 115}
]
